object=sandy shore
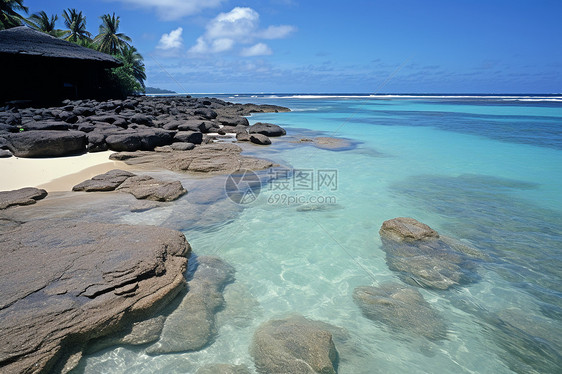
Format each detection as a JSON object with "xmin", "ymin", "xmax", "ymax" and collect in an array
[{"xmin": 0, "ymin": 151, "xmax": 134, "ymax": 192}]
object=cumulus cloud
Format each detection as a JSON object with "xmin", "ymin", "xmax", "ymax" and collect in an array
[
  {"xmin": 108, "ymin": 0, "xmax": 224, "ymax": 21},
  {"xmin": 188, "ymin": 7, "xmax": 295, "ymax": 56},
  {"xmin": 157, "ymin": 27, "xmax": 184, "ymax": 50},
  {"xmin": 241, "ymin": 43, "xmax": 273, "ymax": 57}
]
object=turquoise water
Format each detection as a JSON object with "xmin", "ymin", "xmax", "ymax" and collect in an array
[{"xmin": 76, "ymin": 95, "xmax": 562, "ymax": 373}]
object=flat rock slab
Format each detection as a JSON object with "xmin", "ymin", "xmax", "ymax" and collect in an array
[
  {"xmin": 251, "ymin": 315, "xmax": 339, "ymax": 374},
  {"xmin": 110, "ymin": 143, "xmax": 276, "ymax": 175},
  {"xmin": 0, "ymin": 220, "xmax": 190, "ymax": 373},
  {"xmin": 0, "ymin": 187, "xmax": 47, "ymax": 209},
  {"xmin": 379, "ymin": 217, "xmax": 481, "ymax": 289},
  {"xmin": 353, "ymin": 283, "xmax": 448, "ymax": 341},
  {"xmin": 147, "ymin": 256, "xmax": 235, "ymax": 355},
  {"xmin": 73, "ymin": 170, "xmax": 187, "ymax": 202}
]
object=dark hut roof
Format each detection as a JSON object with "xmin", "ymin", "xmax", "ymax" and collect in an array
[{"xmin": 0, "ymin": 26, "xmax": 121, "ymax": 67}]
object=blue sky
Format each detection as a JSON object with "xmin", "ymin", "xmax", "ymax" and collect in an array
[{"xmin": 24, "ymin": 0, "xmax": 562, "ymax": 93}]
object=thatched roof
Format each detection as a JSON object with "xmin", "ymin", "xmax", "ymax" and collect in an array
[{"xmin": 0, "ymin": 26, "xmax": 121, "ymax": 67}]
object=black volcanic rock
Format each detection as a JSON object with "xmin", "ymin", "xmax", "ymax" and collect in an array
[{"xmin": 6, "ymin": 130, "xmax": 86, "ymax": 157}]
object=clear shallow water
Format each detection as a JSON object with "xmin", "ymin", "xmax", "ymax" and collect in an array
[{"xmin": 76, "ymin": 95, "xmax": 562, "ymax": 373}]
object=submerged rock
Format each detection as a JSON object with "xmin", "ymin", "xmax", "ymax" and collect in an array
[
  {"xmin": 353, "ymin": 283, "xmax": 447, "ymax": 341},
  {"xmin": 196, "ymin": 364, "xmax": 252, "ymax": 374},
  {"xmin": 0, "ymin": 187, "xmax": 47, "ymax": 209},
  {"xmin": 147, "ymin": 256, "xmax": 235, "ymax": 354},
  {"xmin": 0, "ymin": 220, "xmax": 190, "ymax": 373},
  {"xmin": 379, "ymin": 217, "xmax": 481, "ymax": 289},
  {"xmin": 250, "ymin": 315, "xmax": 339, "ymax": 374}
]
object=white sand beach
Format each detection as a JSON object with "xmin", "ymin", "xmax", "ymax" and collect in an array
[{"xmin": 0, "ymin": 151, "xmax": 133, "ymax": 192}]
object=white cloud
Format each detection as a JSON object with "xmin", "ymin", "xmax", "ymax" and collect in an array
[
  {"xmin": 241, "ymin": 43, "xmax": 272, "ymax": 57},
  {"xmin": 188, "ymin": 7, "xmax": 295, "ymax": 56},
  {"xmin": 109, "ymin": 0, "xmax": 225, "ymax": 21},
  {"xmin": 157, "ymin": 27, "xmax": 184, "ymax": 50},
  {"xmin": 261, "ymin": 25, "xmax": 295, "ymax": 39}
]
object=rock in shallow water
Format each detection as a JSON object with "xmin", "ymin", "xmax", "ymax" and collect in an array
[
  {"xmin": 353, "ymin": 283, "xmax": 447, "ymax": 341},
  {"xmin": 250, "ymin": 315, "xmax": 339, "ymax": 374},
  {"xmin": 0, "ymin": 220, "xmax": 190, "ymax": 373},
  {"xmin": 117, "ymin": 175, "xmax": 187, "ymax": 202},
  {"xmin": 379, "ymin": 217, "xmax": 481, "ymax": 289},
  {"xmin": 146, "ymin": 256, "xmax": 235, "ymax": 354},
  {"xmin": 196, "ymin": 364, "xmax": 252, "ymax": 374}
]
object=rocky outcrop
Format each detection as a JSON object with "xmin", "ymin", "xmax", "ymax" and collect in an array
[
  {"xmin": 248, "ymin": 122, "xmax": 286, "ymax": 137},
  {"xmin": 0, "ymin": 187, "xmax": 47, "ymax": 209},
  {"xmin": 379, "ymin": 217, "xmax": 481, "ymax": 289},
  {"xmin": 353, "ymin": 283, "xmax": 447, "ymax": 341},
  {"xmin": 147, "ymin": 256, "xmax": 235, "ymax": 354},
  {"xmin": 6, "ymin": 130, "xmax": 86, "ymax": 157},
  {"xmin": 73, "ymin": 170, "xmax": 187, "ymax": 202},
  {"xmin": 110, "ymin": 143, "xmax": 277, "ymax": 175},
  {"xmin": 0, "ymin": 220, "xmax": 190, "ymax": 373},
  {"xmin": 250, "ymin": 315, "xmax": 339, "ymax": 374},
  {"xmin": 0, "ymin": 96, "xmax": 289, "ymax": 158}
]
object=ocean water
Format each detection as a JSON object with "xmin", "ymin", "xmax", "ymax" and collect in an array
[{"xmin": 74, "ymin": 95, "xmax": 562, "ymax": 373}]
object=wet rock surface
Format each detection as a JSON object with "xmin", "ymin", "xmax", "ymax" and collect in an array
[
  {"xmin": 248, "ymin": 122, "xmax": 286, "ymax": 137},
  {"xmin": 0, "ymin": 187, "xmax": 47, "ymax": 209},
  {"xmin": 251, "ymin": 314, "xmax": 339, "ymax": 374},
  {"xmin": 147, "ymin": 256, "xmax": 235, "ymax": 354},
  {"xmin": 0, "ymin": 220, "xmax": 190, "ymax": 373},
  {"xmin": 379, "ymin": 217, "xmax": 481, "ymax": 289},
  {"xmin": 353, "ymin": 283, "xmax": 448, "ymax": 341}
]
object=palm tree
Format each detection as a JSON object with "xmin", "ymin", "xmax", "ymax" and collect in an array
[
  {"xmin": 118, "ymin": 45, "xmax": 146, "ymax": 88},
  {"xmin": 0, "ymin": 0, "xmax": 28, "ymax": 30},
  {"xmin": 25, "ymin": 11, "xmax": 63, "ymax": 37},
  {"xmin": 61, "ymin": 8, "xmax": 91, "ymax": 43},
  {"xmin": 93, "ymin": 13, "xmax": 131, "ymax": 55}
]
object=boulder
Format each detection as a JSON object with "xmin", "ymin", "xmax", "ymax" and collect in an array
[
  {"xmin": 176, "ymin": 119, "xmax": 215, "ymax": 132},
  {"xmin": 379, "ymin": 218, "xmax": 480, "ymax": 289},
  {"xmin": 72, "ymin": 170, "xmax": 135, "ymax": 192},
  {"xmin": 21, "ymin": 121, "xmax": 70, "ymax": 131},
  {"xmin": 236, "ymin": 132, "xmax": 251, "ymax": 142},
  {"xmin": 171, "ymin": 142, "xmax": 195, "ymax": 151},
  {"xmin": 250, "ymin": 134, "xmax": 271, "ymax": 145},
  {"xmin": 0, "ymin": 220, "xmax": 190, "ymax": 373},
  {"xmin": 131, "ymin": 113, "xmax": 153, "ymax": 126},
  {"xmin": 174, "ymin": 131, "xmax": 203, "ymax": 144},
  {"xmin": 0, "ymin": 149, "xmax": 12, "ymax": 158},
  {"xmin": 6, "ymin": 130, "xmax": 86, "ymax": 157},
  {"xmin": 105, "ymin": 133, "xmax": 142, "ymax": 152},
  {"xmin": 57, "ymin": 111, "xmax": 78, "ymax": 124},
  {"xmin": 194, "ymin": 108, "xmax": 218, "ymax": 119},
  {"xmin": 216, "ymin": 116, "xmax": 250, "ymax": 127},
  {"xmin": 147, "ymin": 256, "xmax": 235, "ymax": 354},
  {"xmin": 73, "ymin": 106, "xmax": 96, "ymax": 117},
  {"xmin": 250, "ymin": 315, "xmax": 339, "ymax": 374},
  {"xmin": 248, "ymin": 122, "xmax": 286, "ymax": 137},
  {"xmin": 86, "ymin": 132, "xmax": 108, "ymax": 152},
  {"xmin": 117, "ymin": 175, "xmax": 187, "ymax": 202},
  {"xmin": 353, "ymin": 283, "xmax": 447, "ymax": 341},
  {"xmin": 0, "ymin": 187, "xmax": 47, "ymax": 209}
]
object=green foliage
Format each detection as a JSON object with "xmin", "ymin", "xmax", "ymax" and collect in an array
[
  {"xmin": 24, "ymin": 10, "xmax": 64, "ymax": 37},
  {"xmin": 105, "ymin": 63, "xmax": 144, "ymax": 97},
  {"xmin": 116, "ymin": 45, "xmax": 146, "ymax": 88},
  {"xmin": 0, "ymin": 0, "xmax": 28, "ymax": 29},
  {"xmin": 93, "ymin": 13, "xmax": 131, "ymax": 55},
  {"xmin": 61, "ymin": 8, "xmax": 91, "ymax": 43}
]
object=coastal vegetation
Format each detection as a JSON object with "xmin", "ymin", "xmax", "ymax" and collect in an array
[{"xmin": 0, "ymin": 0, "xmax": 145, "ymax": 96}]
